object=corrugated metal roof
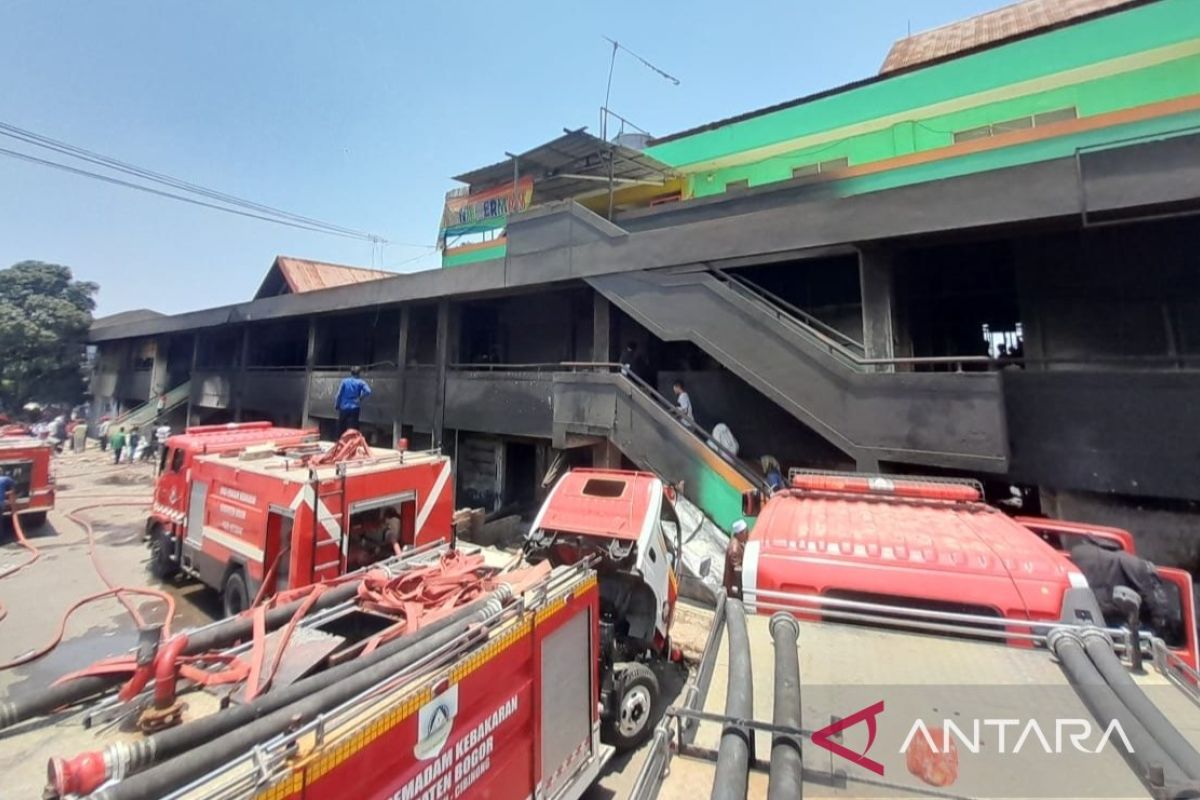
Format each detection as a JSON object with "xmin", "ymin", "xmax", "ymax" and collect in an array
[
  {"xmin": 258, "ymin": 256, "xmax": 394, "ymax": 298},
  {"xmin": 880, "ymin": 0, "xmax": 1138, "ymax": 73},
  {"xmin": 452, "ymin": 129, "xmax": 675, "ymax": 203}
]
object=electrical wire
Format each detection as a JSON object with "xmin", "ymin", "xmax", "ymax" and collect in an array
[
  {"xmin": 0, "ymin": 121, "xmax": 379, "ymax": 240},
  {"xmin": 0, "ymin": 145, "xmax": 381, "ymax": 241},
  {"xmin": 0, "ymin": 121, "xmax": 438, "ymax": 248}
]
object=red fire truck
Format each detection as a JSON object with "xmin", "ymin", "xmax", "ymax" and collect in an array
[
  {"xmin": 0, "ymin": 433, "xmax": 55, "ymax": 529},
  {"xmin": 29, "ymin": 546, "xmax": 613, "ymax": 800},
  {"xmin": 631, "ymin": 471, "xmax": 1200, "ymax": 800},
  {"xmin": 148, "ymin": 422, "xmax": 455, "ymax": 615}
]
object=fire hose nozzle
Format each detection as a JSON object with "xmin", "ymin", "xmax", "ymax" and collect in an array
[{"xmin": 48, "ymin": 750, "xmax": 106, "ymax": 798}]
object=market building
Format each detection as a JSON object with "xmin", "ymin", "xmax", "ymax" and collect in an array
[{"xmin": 89, "ymin": 0, "xmax": 1200, "ymax": 566}]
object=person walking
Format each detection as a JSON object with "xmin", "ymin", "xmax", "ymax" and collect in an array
[
  {"xmin": 760, "ymin": 455, "xmax": 785, "ymax": 492},
  {"xmin": 72, "ymin": 420, "xmax": 87, "ymax": 453},
  {"xmin": 0, "ymin": 473, "xmax": 15, "ymax": 538},
  {"xmin": 671, "ymin": 380, "xmax": 694, "ymax": 423},
  {"xmin": 110, "ymin": 426, "xmax": 127, "ymax": 464},
  {"xmin": 127, "ymin": 428, "xmax": 140, "ymax": 463},
  {"xmin": 709, "ymin": 423, "xmax": 740, "ymax": 458},
  {"xmin": 335, "ymin": 366, "xmax": 372, "ymax": 435},
  {"xmin": 98, "ymin": 417, "xmax": 111, "ymax": 452},
  {"xmin": 155, "ymin": 422, "xmax": 171, "ymax": 464}
]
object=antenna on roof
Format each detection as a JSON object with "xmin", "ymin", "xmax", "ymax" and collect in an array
[{"xmin": 600, "ymin": 36, "xmax": 680, "ymax": 143}]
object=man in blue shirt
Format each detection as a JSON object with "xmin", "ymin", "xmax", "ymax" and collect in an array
[
  {"xmin": 335, "ymin": 366, "xmax": 372, "ymax": 435},
  {"xmin": 0, "ymin": 474, "xmax": 16, "ymax": 537}
]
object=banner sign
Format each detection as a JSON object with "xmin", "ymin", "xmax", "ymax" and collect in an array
[{"xmin": 438, "ymin": 177, "xmax": 534, "ymax": 248}]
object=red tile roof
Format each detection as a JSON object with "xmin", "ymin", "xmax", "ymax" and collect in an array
[{"xmin": 880, "ymin": 0, "xmax": 1138, "ymax": 74}]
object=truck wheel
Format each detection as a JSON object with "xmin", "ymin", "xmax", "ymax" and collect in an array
[
  {"xmin": 148, "ymin": 525, "xmax": 177, "ymax": 579},
  {"xmin": 603, "ymin": 662, "xmax": 660, "ymax": 751},
  {"xmin": 222, "ymin": 569, "xmax": 250, "ymax": 618},
  {"xmin": 19, "ymin": 511, "xmax": 47, "ymax": 530}
]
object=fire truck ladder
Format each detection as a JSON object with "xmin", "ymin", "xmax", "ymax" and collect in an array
[{"xmin": 308, "ymin": 465, "xmax": 348, "ymax": 577}]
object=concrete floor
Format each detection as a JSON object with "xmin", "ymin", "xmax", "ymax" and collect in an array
[
  {"xmin": 0, "ymin": 446, "xmax": 716, "ymax": 799},
  {"xmin": 0, "ymin": 447, "xmax": 219, "ymax": 797}
]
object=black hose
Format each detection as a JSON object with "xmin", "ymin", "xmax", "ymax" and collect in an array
[
  {"xmin": 0, "ymin": 580, "xmax": 364, "ymax": 732},
  {"xmin": 88, "ymin": 589, "xmax": 508, "ymax": 800},
  {"xmin": 1081, "ymin": 630, "xmax": 1200, "ymax": 781},
  {"xmin": 711, "ymin": 598, "xmax": 753, "ymax": 800},
  {"xmin": 184, "ymin": 580, "xmax": 363, "ymax": 653},
  {"xmin": 767, "ymin": 613, "xmax": 801, "ymax": 800},
  {"xmin": 0, "ymin": 676, "xmax": 115, "ymax": 731},
  {"xmin": 1049, "ymin": 629, "xmax": 1190, "ymax": 795}
]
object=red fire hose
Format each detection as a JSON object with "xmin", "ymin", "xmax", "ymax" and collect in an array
[{"xmin": 0, "ymin": 501, "xmax": 175, "ymax": 671}]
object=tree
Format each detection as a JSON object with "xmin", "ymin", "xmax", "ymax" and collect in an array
[{"xmin": 0, "ymin": 261, "xmax": 98, "ymax": 412}]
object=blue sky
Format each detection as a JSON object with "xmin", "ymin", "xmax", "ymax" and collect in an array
[{"xmin": 0, "ymin": 0, "xmax": 999, "ymax": 317}]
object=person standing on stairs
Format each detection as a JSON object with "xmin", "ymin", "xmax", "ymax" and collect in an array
[
  {"xmin": 671, "ymin": 380, "xmax": 694, "ymax": 423},
  {"xmin": 335, "ymin": 366, "xmax": 372, "ymax": 435}
]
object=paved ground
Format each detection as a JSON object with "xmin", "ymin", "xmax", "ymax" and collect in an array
[
  {"xmin": 0, "ymin": 445, "xmax": 719, "ymax": 799},
  {"xmin": 0, "ymin": 447, "xmax": 216, "ymax": 797}
]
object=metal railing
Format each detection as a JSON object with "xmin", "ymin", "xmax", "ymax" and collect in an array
[
  {"xmin": 443, "ymin": 360, "xmax": 767, "ymax": 494},
  {"xmin": 710, "ymin": 267, "xmax": 1200, "ymax": 373},
  {"xmin": 712, "ymin": 268, "xmax": 868, "ymax": 363}
]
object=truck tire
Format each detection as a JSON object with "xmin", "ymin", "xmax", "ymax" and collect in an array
[
  {"xmin": 148, "ymin": 525, "xmax": 177, "ymax": 579},
  {"xmin": 222, "ymin": 569, "xmax": 250, "ymax": 618},
  {"xmin": 603, "ymin": 662, "xmax": 659, "ymax": 751}
]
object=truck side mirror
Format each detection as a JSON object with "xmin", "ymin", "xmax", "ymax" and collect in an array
[{"xmin": 742, "ymin": 490, "xmax": 762, "ymax": 517}]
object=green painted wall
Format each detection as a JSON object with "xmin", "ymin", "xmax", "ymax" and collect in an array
[
  {"xmin": 830, "ymin": 108, "xmax": 1200, "ymax": 200},
  {"xmin": 645, "ymin": 0, "xmax": 1200, "ymax": 199},
  {"xmin": 442, "ymin": 241, "xmax": 507, "ymax": 268}
]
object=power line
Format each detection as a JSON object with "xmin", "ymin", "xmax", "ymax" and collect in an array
[
  {"xmin": 0, "ymin": 144, "xmax": 385, "ymax": 241},
  {"xmin": 0, "ymin": 120, "xmax": 373, "ymax": 238},
  {"xmin": 0, "ymin": 120, "xmax": 416, "ymax": 245}
]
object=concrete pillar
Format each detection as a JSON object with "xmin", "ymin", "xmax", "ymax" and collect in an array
[
  {"xmin": 300, "ymin": 318, "xmax": 317, "ymax": 428},
  {"xmin": 149, "ymin": 337, "xmax": 169, "ymax": 399},
  {"xmin": 592, "ymin": 294, "xmax": 612, "ymax": 364},
  {"xmin": 185, "ymin": 334, "xmax": 199, "ymax": 429},
  {"xmin": 592, "ymin": 440, "xmax": 622, "ymax": 469},
  {"xmin": 393, "ymin": 306, "xmax": 410, "ymax": 446},
  {"xmin": 858, "ymin": 247, "xmax": 911, "ymax": 372},
  {"xmin": 233, "ymin": 326, "xmax": 251, "ymax": 422},
  {"xmin": 432, "ymin": 301, "xmax": 452, "ymax": 449}
]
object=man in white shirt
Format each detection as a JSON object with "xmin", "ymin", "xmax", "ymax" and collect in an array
[
  {"xmin": 155, "ymin": 423, "xmax": 172, "ymax": 464},
  {"xmin": 710, "ymin": 423, "xmax": 739, "ymax": 458},
  {"xmin": 672, "ymin": 380, "xmax": 694, "ymax": 422}
]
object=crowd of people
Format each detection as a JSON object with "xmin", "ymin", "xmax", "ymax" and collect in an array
[
  {"xmin": 3, "ymin": 395, "xmax": 176, "ymax": 467},
  {"xmin": 95, "ymin": 417, "xmax": 173, "ymax": 465}
]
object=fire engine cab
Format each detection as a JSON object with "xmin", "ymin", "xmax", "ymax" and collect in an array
[
  {"xmin": 0, "ymin": 432, "xmax": 55, "ymax": 529},
  {"xmin": 149, "ymin": 423, "xmax": 454, "ymax": 616},
  {"xmin": 526, "ymin": 468, "xmax": 683, "ymax": 749}
]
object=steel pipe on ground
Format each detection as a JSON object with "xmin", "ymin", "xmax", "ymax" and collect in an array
[{"xmin": 711, "ymin": 598, "xmax": 752, "ymax": 800}]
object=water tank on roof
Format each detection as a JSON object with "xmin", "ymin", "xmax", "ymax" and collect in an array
[{"xmin": 613, "ymin": 132, "xmax": 651, "ymax": 151}]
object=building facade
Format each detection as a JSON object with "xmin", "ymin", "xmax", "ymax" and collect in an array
[{"xmin": 91, "ymin": 0, "xmax": 1200, "ymax": 567}]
